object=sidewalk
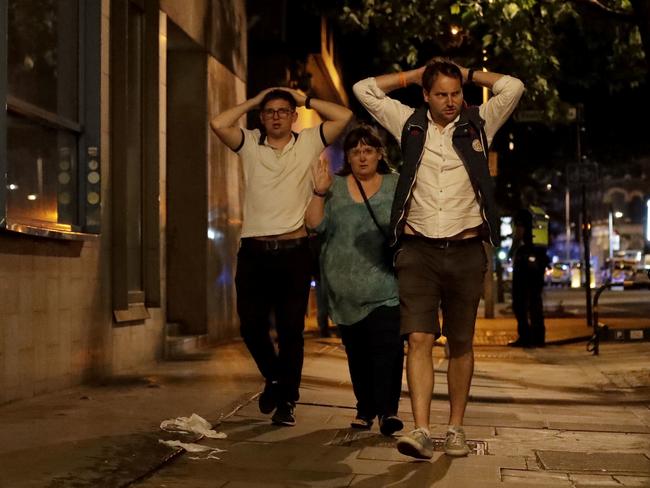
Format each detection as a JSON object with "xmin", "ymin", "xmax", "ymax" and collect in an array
[{"xmin": 1, "ymin": 327, "xmax": 649, "ymax": 487}]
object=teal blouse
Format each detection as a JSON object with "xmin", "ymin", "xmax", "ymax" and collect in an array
[{"xmin": 314, "ymin": 174, "xmax": 399, "ymax": 325}]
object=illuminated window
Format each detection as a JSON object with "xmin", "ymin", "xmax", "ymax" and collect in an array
[{"xmin": 1, "ymin": 0, "xmax": 101, "ymax": 236}]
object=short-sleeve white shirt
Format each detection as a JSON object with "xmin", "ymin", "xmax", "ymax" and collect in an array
[{"xmin": 236, "ymin": 125, "xmax": 326, "ymax": 237}]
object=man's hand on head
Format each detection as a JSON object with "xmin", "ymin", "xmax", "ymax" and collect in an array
[
  {"xmin": 252, "ymin": 87, "xmax": 276, "ymax": 107},
  {"xmin": 276, "ymin": 87, "xmax": 307, "ymax": 107},
  {"xmin": 424, "ymin": 57, "xmax": 469, "ymax": 83}
]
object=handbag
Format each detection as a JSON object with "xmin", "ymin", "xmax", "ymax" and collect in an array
[{"xmin": 352, "ymin": 176, "xmax": 395, "ymax": 271}]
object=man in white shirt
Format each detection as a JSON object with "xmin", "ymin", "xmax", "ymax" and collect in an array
[
  {"xmin": 354, "ymin": 60, "xmax": 523, "ymax": 457},
  {"xmin": 211, "ymin": 88, "xmax": 352, "ymax": 426}
]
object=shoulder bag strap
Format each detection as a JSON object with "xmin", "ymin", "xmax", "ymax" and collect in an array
[{"xmin": 353, "ymin": 176, "xmax": 388, "ymax": 239}]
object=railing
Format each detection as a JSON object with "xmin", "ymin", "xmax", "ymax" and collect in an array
[{"xmin": 587, "ymin": 270, "xmax": 650, "ymax": 355}]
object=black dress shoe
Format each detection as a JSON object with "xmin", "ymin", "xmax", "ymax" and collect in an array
[
  {"xmin": 350, "ymin": 415, "xmax": 374, "ymax": 429},
  {"xmin": 507, "ymin": 338, "xmax": 530, "ymax": 347},
  {"xmin": 271, "ymin": 401, "xmax": 296, "ymax": 426},
  {"xmin": 379, "ymin": 415, "xmax": 404, "ymax": 436},
  {"xmin": 258, "ymin": 381, "xmax": 278, "ymax": 414}
]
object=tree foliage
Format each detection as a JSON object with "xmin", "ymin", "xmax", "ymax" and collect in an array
[{"xmin": 333, "ymin": 0, "xmax": 646, "ymax": 120}]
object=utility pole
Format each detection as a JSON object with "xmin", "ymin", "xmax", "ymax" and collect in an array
[
  {"xmin": 568, "ymin": 104, "xmax": 595, "ymax": 329},
  {"xmin": 576, "ymin": 104, "xmax": 593, "ymax": 328},
  {"xmin": 582, "ymin": 184, "xmax": 593, "ymax": 328}
]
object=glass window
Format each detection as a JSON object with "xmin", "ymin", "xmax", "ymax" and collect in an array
[
  {"xmin": 7, "ymin": 113, "xmax": 78, "ymax": 226},
  {"xmin": 3, "ymin": 0, "xmax": 100, "ymax": 236},
  {"xmin": 8, "ymin": 0, "xmax": 79, "ymax": 121}
]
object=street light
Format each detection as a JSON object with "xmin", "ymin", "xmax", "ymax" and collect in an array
[{"xmin": 614, "ymin": 211, "xmax": 624, "ymax": 219}]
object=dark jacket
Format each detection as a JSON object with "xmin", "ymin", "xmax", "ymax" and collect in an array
[{"xmin": 389, "ymin": 105, "xmax": 499, "ymax": 246}]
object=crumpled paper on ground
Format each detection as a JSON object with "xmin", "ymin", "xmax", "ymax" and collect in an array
[
  {"xmin": 158, "ymin": 439, "xmax": 226, "ymax": 460},
  {"xmin": 160, "ymin": 413, "xmax": 227, "ymax": 439}
]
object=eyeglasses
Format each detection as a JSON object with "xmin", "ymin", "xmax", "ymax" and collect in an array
[
  {"xmin": 261, "ymin": 108, "xmax": 294, "ymax": 119},
  {"xmin": 348, "ymin": 147, "xmax": 378, "ymax": 158}
]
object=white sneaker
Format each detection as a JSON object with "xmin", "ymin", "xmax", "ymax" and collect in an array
[
  {"xmin": 396, "ymin": 428, "xmax": 434, "ymax": 459},
  {"xmin": 444, "ymin": 426, "xmax": 470, "ymax": 456}
]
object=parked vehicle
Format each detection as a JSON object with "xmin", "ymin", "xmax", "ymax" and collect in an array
[
  {"xmin": 610, "ymin": 263, "xmax": 636, "ymax": 284},
  {"xmin": 545, "ymin": 262, "xmax": 571, "ymax": 287}
]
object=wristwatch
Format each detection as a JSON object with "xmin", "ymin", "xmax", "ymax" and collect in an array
[{"xmin": 467, "ymin": 68, "xmax": 475, "ymax": 84}]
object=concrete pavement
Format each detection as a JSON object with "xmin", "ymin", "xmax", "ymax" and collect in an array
[{"xmin": 1, "ymin": 318, "xmax": 649, "ymax": 487}]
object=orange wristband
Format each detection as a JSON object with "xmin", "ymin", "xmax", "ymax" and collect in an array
[{"xmin": 398, "ymin": 72, "xmax": 407, "ymax": 88}]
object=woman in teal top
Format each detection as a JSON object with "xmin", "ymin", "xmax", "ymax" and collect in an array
[{"xmin": 305, "ymin": 126, "xmax": 404, "ymax": 436}]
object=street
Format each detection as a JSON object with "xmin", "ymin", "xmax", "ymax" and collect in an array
[{"xmin": 517, "ymin": 288, "xmax": 650, "ymax": 319}]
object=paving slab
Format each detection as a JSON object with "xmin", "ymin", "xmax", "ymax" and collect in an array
[
  {"xmin": 547, "ymin": 422, "xmax": 650, "ymax": 433},
  {"xmin": 612, "ymin": 474, "xmax": 650, "ymax": 486},
  {"xmin": 502, "ymin": 468, "xmax": 572, "ymax": 486},
  {"xmin": 285, "ymin": 445, "xmax": 398, "ymax": 475},
  {"xmin": 491, "ymin": 428, "xmax": 650, "ymax": 457},
  {"xmin": 138, "ymin": 463, "xmax": 355, "ymax": 488},
  {"xmin": 569, "ymin": 473, "xmax": 620, "ymax": 486},
  {"xmin": 536, "ymin": 450, "xmax": 650, "ymax": 474},
  {"xmin": 217, "ymin": 419, "xmax": 341, "ymax": 445}
]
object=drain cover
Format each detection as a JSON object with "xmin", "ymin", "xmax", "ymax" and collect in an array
[
  {"xmin": 329, "ymin": 430, "xmax": 487, "ymax": 455},
  {"xmin": 537, "ymin": 451, "xmax": 650, "ymax": 473}
]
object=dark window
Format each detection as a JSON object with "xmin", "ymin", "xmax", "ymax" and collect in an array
[{"xmin": 8, "ymin": 0, "xmax": 79, "ymax": 119}]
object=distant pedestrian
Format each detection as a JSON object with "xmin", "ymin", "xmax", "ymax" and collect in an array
[
  {"xmin": 354, "ymin": 59, "xmax": 524, "ymax": 458},
  {"xmin": 210, "ymin": 87, "xmax": 352, "ymax": 426},
  {"xmin": 305, "ymin": 126, "xmax": 404, "ymax": 436},
  {"xmin": 508, "ymin": 209, "xmax": 550, "ymax": 348}
]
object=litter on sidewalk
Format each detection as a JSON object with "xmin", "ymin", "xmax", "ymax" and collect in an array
[
  {"xmin": 158, "ymin": 439, "xmax": 226, "ymax": 460},
  {"xmin": 160, "ymin": 413, "xmax": 227, "ymax": 439}
]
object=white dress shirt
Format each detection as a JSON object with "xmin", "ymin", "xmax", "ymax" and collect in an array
[{"xmin": 353, "ymin": 75, "xmax": 524, "ymax": 239}]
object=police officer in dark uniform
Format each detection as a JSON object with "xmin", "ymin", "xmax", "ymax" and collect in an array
[{"xmin": 508, "ymin": 209, "xmax": 550, "ymax": 347}]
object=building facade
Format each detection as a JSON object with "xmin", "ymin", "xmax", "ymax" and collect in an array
[
  {"xmin": 0, "ymin": 0, "xmax": 247, "ymax": 404},
  {"xmin": 0, "ymin": 0, "xmax": 350, "ymax": 405}
]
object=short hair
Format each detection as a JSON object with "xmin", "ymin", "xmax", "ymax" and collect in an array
[
  {"xmin": 337, "ymin": 125, "xmax": 391, "ymax": 176},
  {"xmin": 422, "ymin": 61, "xmax": 463, "ymax": 92},
  {"xmin": 259, "ymin": 89, "xmax": 296, "ymax": 111}
]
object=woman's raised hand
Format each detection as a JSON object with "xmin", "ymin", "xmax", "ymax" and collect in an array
[{"xmin": 312, "ymin": 158, "xmax": 333, "ymax": 194}]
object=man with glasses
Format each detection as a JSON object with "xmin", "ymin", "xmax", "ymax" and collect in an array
[{"xmin": 210, "ymin": 88, "xmax": 352, "ymax": 426}]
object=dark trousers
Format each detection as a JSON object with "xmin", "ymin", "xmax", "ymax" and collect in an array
[
  {"xmin": 339, "ymin": 305, "xmax": 404, "ymax": 419},
  {"xmin": 235, "ymin": 240, "xmax": 312, "ymax": 403},
  {"xmin": 512, "ymin": 285, "xmax": 545, "ymax": 344}
]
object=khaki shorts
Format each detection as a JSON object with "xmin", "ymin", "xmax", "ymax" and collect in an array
[{"xmin": 395, "ymin": 235, "xmax": 487, "ymax": 343}]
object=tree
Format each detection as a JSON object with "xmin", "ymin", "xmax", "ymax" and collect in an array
[{"xmin": 331, "ymin": 0, "xmax": 647, "ymax": 120}]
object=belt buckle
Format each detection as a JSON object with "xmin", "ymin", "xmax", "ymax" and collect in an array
[
  {"xmin": 430, "ymin": 238, "xmax": 449, "ymax": 249},
  {"xmin": 266, "ymin": 240, "xmax": 280, "ymax": 251}
]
